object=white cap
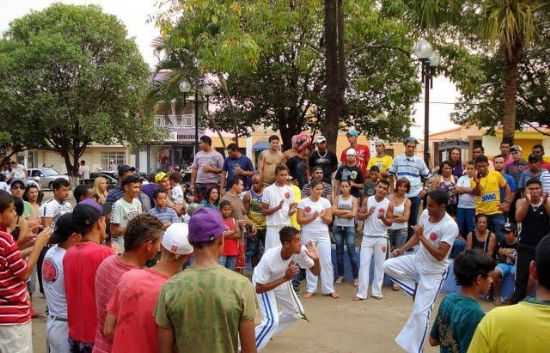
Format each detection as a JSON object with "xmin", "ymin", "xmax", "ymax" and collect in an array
[
  {"xmin": 314, "ymin": 135, "xmax": 327, "ymax": 144},
  {"xmin": 162, "ymin": 223, "xmax": 193, "ymax": 255},
  {"xmin": 346, "ymin": 148, "xmax": 357, "ymax": 156}
]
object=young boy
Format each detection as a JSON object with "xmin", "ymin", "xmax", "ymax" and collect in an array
[
  {"xmin": 110, "ymin": 175, "xmax": 142, "ymax": 252},
  {"xmin": 455, "ymin": 161, "xmax": 477, "ymax": 238},
  {"xmin": 364, "ymin": 166, "xmax": 380, "ymax": 198},
  {"xmin": 0, "ymin": 190, "xmax": 52, "ymax": 353},
  {"xmin": 430, "ymin": 249, "xmax": 495, "ymax": 353},
  {"xmin": 41, "ymin": 177, "xmax": 72, "ymax": 227},
  {"xmin": 490, "ymin": 223, "xmax": 518, "ymax": 305},
  {"xmin": 148, "ymin": 189, "xmax": 180, "ymax": 229}
]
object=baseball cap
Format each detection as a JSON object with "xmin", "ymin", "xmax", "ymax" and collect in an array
[
  {"xmin": 154, "ymin": 172, "xmax": 168, "ymax": 183},
  {"xmin": 314, "ymin": 135, "xmax": 327, "ymax": 144},
  {"xmin": 162, "ymin": 223, "xmax": 193, "ymax": 255},
  {"xmin": 117, "ymin": 164, "xmax": 136, "ymax": 176},
  {"xmin": 510, "ymin": 145, "xmax": 522, "ymax": 153},
  {"xmin": 346, "ymin": 128, "xmax": 359, "ymax": 137},
  {"xmin": 346, "ymin": 148, "xmax": 357, "ymax": 156},
  {"xmin": 188, "ymin": 207, "xmax": 225, "ymax": 243},
  {"xmin": 51, "ymin": 213, "xmax": 77, "ymax": 244},
  {"xmin": 79, "ymin": 198, "xmax": 106, "ymax": 215}
]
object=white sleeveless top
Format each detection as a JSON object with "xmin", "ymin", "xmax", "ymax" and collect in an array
[
  {"xmin": 390, "ymin": 198, "xmax": 408, "ymax": 230},
  {"xmin": 334, "ymin": 195, "xmax": 355, "ymax": 227},
  {"xmin": 363, "ymin": 196, "xmax": 390, "ymax": 237}
]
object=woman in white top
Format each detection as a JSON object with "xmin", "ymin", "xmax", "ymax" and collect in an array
[
  {"xmin": 388, "ymin": 178, "xmax": 411, "ymax": 251},
  {"xmin": 332, "ymin": 180, "xmax": 359, "ymax": 286},
  {"xmin": 297, "ymin": 180, "xmax": 338, "ymax": 298}
]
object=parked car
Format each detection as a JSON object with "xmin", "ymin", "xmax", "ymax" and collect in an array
[{"xmin": 26, "ymin": 168, "xmax": 69, "ymax": 190}]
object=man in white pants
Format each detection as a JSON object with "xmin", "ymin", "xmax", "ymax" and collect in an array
[
  {"xmin": 254, "ymin": 226, "xmax": 320, "ymax": 351},
  {"xmin": 41, "ymin": 213, "xmax": 81, "ymax": 353},
  {"xmin": 384, "ymin": 190, "xmax": 458, "ymax": 353},
  {"xmin": 262, "ymin": 164, "xmax": 297, "ymax": 249},
  {"xmin": 356, "ymin": 180, "xmax": 393, "ymax": 300}
]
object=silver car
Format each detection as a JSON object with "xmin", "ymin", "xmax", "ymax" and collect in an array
[{"xmin": 26, "ymin": 168, "xmax": 69, "ymax": 190}]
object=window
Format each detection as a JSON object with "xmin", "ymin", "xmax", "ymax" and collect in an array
[{"xmin": 101, "ymin": 152, "xmax": 126, "ymax": 171}]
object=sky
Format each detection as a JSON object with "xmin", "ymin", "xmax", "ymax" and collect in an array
[{"xmin": 1, "ymin": 0, "xmax": 460, "ymax": 138}]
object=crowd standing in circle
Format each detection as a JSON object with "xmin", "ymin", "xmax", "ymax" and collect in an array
[{"xmin": 0, "ymin": 131, "xmax": 549, "ymax": 353}]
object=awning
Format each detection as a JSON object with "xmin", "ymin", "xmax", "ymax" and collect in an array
[{"xmin": 253, "ymin": 141, "xmax": 270, "ymax": 152}]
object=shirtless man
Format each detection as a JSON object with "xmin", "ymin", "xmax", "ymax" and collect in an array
[{"xmin": 258, "ymin": 135, "xmax": 284, "ymax": 186}]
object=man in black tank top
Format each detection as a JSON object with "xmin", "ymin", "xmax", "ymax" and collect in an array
[{"xmin": 511, "ymin": 179, "xmax": 550, "ymax": 303}]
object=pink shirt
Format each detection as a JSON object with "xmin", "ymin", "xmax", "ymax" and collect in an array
[
  {"xmin": 92, "ymin": 256, "xmax": 136, "ymax": 353},
  {"xmin": 107, "ymin": 269, "xmax": 169, "ymax": 353}
]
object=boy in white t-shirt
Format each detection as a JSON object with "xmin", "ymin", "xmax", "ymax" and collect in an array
[
  {"xmin": 261, "ymin": 165, "xmax": 297, "ymax": 249},
  {"xmin": 384, "ymin": 190, "xmax": 459, "ymax": 353},
  {"xmin": 110, "ymin": 175, "xmax": 142, "ymax": 252},
  {"xmin": 253, "ymin": 226, "xmax": 320, "ymax": 351},
  {"xmin": 455, "ymin": 161, "xmax": 476, "ymax": 239},
  {"xmin": 40, "ymin": 178, "xmax": 72, "ymax": 227}
]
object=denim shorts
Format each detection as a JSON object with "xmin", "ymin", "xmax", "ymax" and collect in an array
[{"xmin": 496, "ymin": 263, "xmax": 516, "ymax": 278}]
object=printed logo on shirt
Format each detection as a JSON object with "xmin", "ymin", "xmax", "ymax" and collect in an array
[
  {"xmin": 42, "ymin": 259, "xmax": 58, "ymax": 282},
  {"xmin": 429, "ymin": 233, "xmax": 438, "ymax": 241},
  {"xmin": 351, "ymin": 171, "xmax": 358, "ymax": 180},
  {"xmin": 481, "ymin": 193, "xmax": 497, "ymax": 202},
  {"xmin": 304, "ymin": 206, "xmax": 312, "ymax": 213},
  {"xmin": 285, "ymin": 192, "xmax": 290, "ymax": 199}
]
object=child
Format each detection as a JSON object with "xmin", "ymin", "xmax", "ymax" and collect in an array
[
  {"xmin": 455, "ymin": 161, "xmax": 476, "ymax": 239},
  {"xmin": 219, "ymin": 200, "xmax": 240, "ymax": 270},
  {"xmin": 364, "ymin": 166, "xmax": 380, "ymax": 198},
  {"xmin": 429, "ymin": 249, "xmax": 495, "ymax": 353},
  {"xmin": 490, "ymin": 223, "xmax": 518, "ymax": 305}
]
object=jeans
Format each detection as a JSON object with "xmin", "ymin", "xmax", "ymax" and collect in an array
[
  {"xmin": 219, "ymin": 256, "xmax": 237, "ymax": 270},
  {"xmin": 511, "ymin": 244, "xmax": 536, "ymax": 304},
  {"xmin": 456, "ymin": 208, "xmax": 476, "ymax": 237},
  {"xmin": 408, "ymin": 196, "xmax": 421, "ymax": 238},
  {"xmin": 246, "ymin": 228, "xmax": 266, "ymax": 271},
  {"xmin": 487, "ymin": 213, "xmax": 506, "ymax": 242},
  {"xmin": 388, "ymin": 228, "xmax": 407, "ymax": 249},
  {"xmin": 450, "ymin": 238, "xmax": 466, "ymax": 259},
  {"xmin": 333, "ymin": 225, "xmax": 358, "ymax": 279}
]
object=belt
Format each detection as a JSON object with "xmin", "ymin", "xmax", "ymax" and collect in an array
[{"xmin": 48, "ymin": 315, "xmax": 68, "ymax": 322}]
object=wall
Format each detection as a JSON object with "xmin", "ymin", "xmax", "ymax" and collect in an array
[{"xmin": 31, "ymin": 146, "xmax": 130, "ymax": 173}]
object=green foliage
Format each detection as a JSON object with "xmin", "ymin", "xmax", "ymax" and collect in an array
[{"xmin": 0, "ymin": 4, "xmax": 153, "ymax": 174}]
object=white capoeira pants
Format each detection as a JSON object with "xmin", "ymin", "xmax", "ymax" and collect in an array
[
  {"xmin": 255, "ymin": 283, "xmax": 305, "ymax": 351},
  {"xmin": 357, "ymin": 236, "xmax": 388, "ymax": 299},
  {"xmin": 47, "ymin": 317, "xmax": 70, "ymax": 353},
  {"xmin": 0, "ymin": 321, "xmax": 32, "ymax": 353},
  {"xmin": 302, "ymin": 233, "xmax": 334, "ymax": 294},
  {"xmin": 265, "ymin": 225, "xmax": 287, "ymax": 250},
  {"xmin": 384, "ymin": 255, "xmax": 448, "ymax": 353}
]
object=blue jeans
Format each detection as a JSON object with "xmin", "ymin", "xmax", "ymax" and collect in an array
[
  {"xmin": 487, "ymin": 213, "xmax": 506, "ymax": 242},
  {"xmin": 333, "ymin": 225, "xmax": 358, "ymax": 279},
  {"xmin": 219, "ymin": 256, "xmax": 237, "ymax": 270},
  {"xmin": 456, "ymin": 208, "xmax": 475, "ymax": 237},
  {"xmin": 450, "ymin": 238, "xmax": 466, "ymax": 259},
  {"xmin": 388, "ymin": 228, "xmax": 408, "ymax": 249},
  {"xmin": 408, "ymin": 196, "xmax": 421, "ymax": 238}
]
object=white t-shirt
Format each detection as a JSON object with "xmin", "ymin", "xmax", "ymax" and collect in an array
[
  {"xmin": 78, "ymin": 165, "xmax": 90, "ymax": 179},
  {"xmin": 414, "ymin": 210, "xmax": 459, "ymax": 274},
  {"xmin": 252, "ymin": 245, "xmax": 314, "ymax": 285},
  {"xmin": 111, "ymin": 198, "xmax": 142, "ymax": 228},
  {"xmin": 0, "ymin": 181, "xmax": 9, "ymax": 192},
  {"xmin": 171, "ymin": 184, "xmax": 184, "ymax": 204},
  {"xmin": 41, "ymin": 245, "xmax": 68, "ymax": 318},
  {"xmin": 298, "ymin": 197, "xmax": 331, "ymax": 236},
  {"xmin": 363, "ymin": 195, "xmax": 390, "ymax": 237},
  {"xmin": 40, "ymin": 199, "xmax": 73, "ymax": 223},
  {"xmin": 262, "ymin": 183, "xmax": 294, "ymax": 226},
  {"xmin": 457, "ymin": 175, "xmax": 475, "ymax": 209}
]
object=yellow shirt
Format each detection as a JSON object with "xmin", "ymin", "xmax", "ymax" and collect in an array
[
  {"xmin": 290, "ymin": 184, "xmax": 301, "ymax": 230},
  {"xmin": 467, "ymin": 300, "xmax": 550, "ymax": 353},
  {"xmin": 475, "ymin": 170, "xmax": 506, "ymax": 215},
  {"xmin": 367, "ymin": 155, "xmax": 393, "ymax": 173}
]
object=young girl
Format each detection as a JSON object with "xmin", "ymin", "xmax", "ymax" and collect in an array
[
  {"xmin": 466, "ymin": 214, "xmax": 497, "ymax": 257},
  {"xmin": 219, "ymin": 200, "xmax": 240, "ymax": 270},
  {"xmin": 332, "ymin": 180, "xmax": 359, "ymax": 286},
  {"xmin": 93, "ymin": 176, "xmax": 109, "ymax": 204},
  {"xmin": 431, "ymin": 161, "xmax": 457, "ymax": 216}
]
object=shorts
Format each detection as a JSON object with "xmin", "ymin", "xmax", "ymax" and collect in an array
[
  {"xmin": 0, "ymin": 322, "xmax": 32, "ymax": 353},
  {"xmin": 496, "ymin": 263, "xmax": 516, "ymax": 278}
]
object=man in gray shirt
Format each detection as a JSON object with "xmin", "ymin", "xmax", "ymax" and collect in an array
[{"xmin": 191, "ymin": 135, "xmax": 225, "ymax": 201}]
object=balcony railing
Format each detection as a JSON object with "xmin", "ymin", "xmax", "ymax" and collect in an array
[{"xmin": 154, "ymin": 114, "xmax": 195, "ymax": 128}]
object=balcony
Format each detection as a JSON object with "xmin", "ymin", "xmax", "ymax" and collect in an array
[{"xmin": 154, "ymin": 114, "xmax": 195, "ymax": 128}]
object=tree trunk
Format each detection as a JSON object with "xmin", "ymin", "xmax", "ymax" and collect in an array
[{"xmin": 502, "ymin": 42, "xmax": 522, "ymax": 144}]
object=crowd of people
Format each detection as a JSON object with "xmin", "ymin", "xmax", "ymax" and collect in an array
[{"xmin": 0, "ymin": 128, "xmax": 549, "ymax": 353}]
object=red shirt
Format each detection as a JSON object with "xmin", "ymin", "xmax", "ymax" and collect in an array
[
  {"xmin": 107, "ymin": 268, "xmax": 169, "ymax": 353},
  {"xmin": 340, "ymin": 144, "xmax": 371, "ymax": 175},
  {"xmin": 64, "ymin": 242, "xmax": 113, "ymax": 343},
  {"xmin": 0, "ymin": 227, "xmax": 30, "ymax": 325},
  {"xmin": 222, "ymin": 217, "xmax": 239, "ymax": 256},
  {"xmin": 93, "ymin": 255, "xmax": 137, "ymax": 353}
]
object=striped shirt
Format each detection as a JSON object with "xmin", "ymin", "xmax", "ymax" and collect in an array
[
  {"xmin": 148, "ymin": 207, "xmax": 180, "ymax": 225},
  {"xmin": 301, "ymin": 182, "xmax": 332, "ymax": 200},
  {"xmin": 388, "ymin": 154, "xmax": 431, "ymax": 198},
  {"xmin": 0, "ymin": 227, "xmax": 30, "ymax": 325},
  {"xmin": 519, "ymin": 170, "xmax": 550, "ymax": 195}
]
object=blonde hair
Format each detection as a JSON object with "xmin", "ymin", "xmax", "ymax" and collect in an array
[{"xmin": 93, "ymin": 176, "xmax": 108, "ymax": 204}]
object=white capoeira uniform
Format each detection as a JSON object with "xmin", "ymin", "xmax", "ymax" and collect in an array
[
  {"xmin": 253, "ymin": 245, "xmax": 314, "ymax": 351},
  {"xmin": 41, "ymin": 245, "xmax": 71, "ymax": 353},
  {"xmin": 262, "ymin": 183, "xmax": 294, "ymax": 249},
  {"xmin": 357, "ymin": 195, "xmax": 390, "ymax": 299},
  {"xmin": 297, "ymin": 196, "xmax": 335, "ymax": 295},
  {"xmin": 384, "ymin": 209, "xmax": 458, "ymax": 353}
]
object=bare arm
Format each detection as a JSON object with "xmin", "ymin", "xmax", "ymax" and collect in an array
[
  {"xmin": 320, "ymin": 207, "xmax": 332, "ymax": 224},
  {"xmin": 110, "ymin": 223, "xmax": 125, "ymax": 237},
  {"xmin": 429, "ymin": 336, "xmax": 440, "ymax": 347},
  {"xmin": 394, "ymin": 199, "xmax": 411, "ymax": 223},
  {"xmin": 297, "ymin": 208, "xmax": 318, "ymax": 226},
  {"xmin": 18, "ymin": 226, "xmax": 52, "ymax": 281},
  {"xmin": 257, "ymin": 152, "xmax": 265, "ymax": 181},
  {"xmin": 515, "ymin": 198, "xmax": 529, "ymax": 223},
  {"xmin": 487, "ymin": 233, "xmax": 496, "ymax": 258},
  {"xmin": 418, "ymin": 234, "xmax": 452, "ymax": 262},
  {"xmin": 380, "ymin": 204, "xmax": 393, "ymax": 227},
  {"xmin": 41, "ymin": 217, "xmax": 53, "ymax": 228},
  {"xmin": 239, "ymin": 319, "xmax": 258, "ymax": 353},
  {"xmin": 158, "ymin": 326, "xmax": 175, "ymax": 353},
  {"xmin": 466, "ymin": 233, "xmax": 473, "ymax": 250},
  {"xmin": 103, "ymin": 313, "xmax": 116, "ymax": 340},
  {"xmin": 255, "ymin": 263, "xmax": 299, "ymax": 294},
  {"xmin": 191, "ymin": 166, "xmax": 197, "ymax": 188},
  {"xmin": 261, "ymin": 201, "xmax": 283, "ymax": 216}
]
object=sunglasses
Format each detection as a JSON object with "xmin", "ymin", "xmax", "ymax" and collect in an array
[{"xmin": 11, "ymin": 186, "xmax": 24, "ymax": 190}]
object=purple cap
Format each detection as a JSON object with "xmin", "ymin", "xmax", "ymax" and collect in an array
[
  {"xmin": 188, "ymin": 207, "xmax": 225, "ymax": 243},
  {"xmin": 79, "ymin": 198, "xmax": 105, "ymax": 215}
]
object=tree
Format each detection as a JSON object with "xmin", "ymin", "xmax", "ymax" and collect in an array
[
  {"xmin": 153, "ymin": 0, "xmax": 420, "ymax": 150},
  {"xmin": 0, "ymin": 4, "xmax": 154, "ymax": 176}
]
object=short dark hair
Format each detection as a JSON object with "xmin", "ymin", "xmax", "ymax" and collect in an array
[
  {"xmin": 219, "ymin": 200, "xmax": 232, "ymax": 210},
  {"xmin": 0, "ymin": 190, "xmax": 14, "ymax": 213},
  {"xmin": 121, "ymin": 175, "xmax": 141, "ymax": 188},
  {"xmin": 231, "ymin": 176, "xmax": 244, "ymax": 187},
  {"xmin": 454, "ymin": 249, "xmax": 496, "ymax": 287},
  {"xmin": 536, "ymin": 235, "xmax": 550, "ymax": 289},
  {"xmin": 475, "ymin": 213, "xmax": 488, "ymax": 223},
  {"xmin": 369, "ymin": 165, "xmax": 380, "ymax": 173},
  {"xmin": 280, "ymin": 226, "xmax": 299, "ymax": 244},
  {"xmin": 475, "ymin": 155, "xmax": 489, "ymax": 165},
  {"xmin": 153, "ymin": 189, "xmax": 167, "ymax": 200},
  {"xmin": 473, "ymin": 145, "xmax": 485, "ymax": 153},
  {"xmin": 526, "ymin": 178, "xmax": 542, "ymax": 188},
  {"xmin": 500, "ymin": 138, "xmax": 512, "ymax": 146},
  {"xmin": 395, "ymin": 178, "xmax": 411, "ymax": 193},
  {"xmin": 528, "ymin": 153, "xmax": 542, "ymax": 164},
  {"xmin": 465, "ymin": 160, "xmax": 475, "ymax": 166},
  {"xmin": 427, "ymin": 190, "xmax": 449, "ymax": 206},
  {"xmin": 73, "ymin": 184, "xmax": 91, "ymax": 202},
  {"xmin": 309, "ymin": 179, "xmax": 323, "ymax": 189},
  {"xmin": 450, "ymin": 147, "xmax": 461, "ymax": 154},
  {"xmin": 227, "ymin": 143, "xmax": 239, "ymax": 152},
  {"xmin": 275, "ymin": 164, "xmax": 289, "ymax": 175},
  {"xmin": 532, "ymin": 144, "xmax": 544, "ymax": 152},
  {"xmin": 311, "ymin": 166, "xmax": 323, "ymax": 173},
  {"xmin": 200, "ymin": 135, "xmax": 212, "ymax": 145},
  {"xmin": 169, "ymin": 172, "xmax": 182, "ymax": 183},
  {"xmin": 10, "ymin": 179, "xmax": 25, "ymax": 190},
  {"xmin": 13, "ymin": 198, "xmax": 24, "ymax": 217},
  {"xmin": 52, "ymin": 178, "xmax": 70, "ymax": 191},
  {"xmin": 377, "ymin": 179, "xmax": 390, "ymax": 188},
  {"xmin": 80, "ymin": 160, "xmax": 86, "ymax": 165},
  {"xmin": 268, "ymin": 135, "xmax": 280, "ymax": 143},
  {"xmin": 124, "ymin": 214, "xmax": 163, "ymax": 252},
  {"xmin": 440, "ymin": 160, "xmax": 453, "ymax": 169}
]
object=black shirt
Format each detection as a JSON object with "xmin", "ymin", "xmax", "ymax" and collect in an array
[
  {"xmin": 335, "ymin": 165, "xmax": 364, "ymax": 198},
  {"xmin": 309, "ymin": 150, "xmax": 338, "ymax": 184},
  {"xmin": 287, "ymin": 156, "xmax": 308, "ymax": 189},
  {"xmin": 519, "ymin": 199, "xmax": 550, "ymax": 247}
]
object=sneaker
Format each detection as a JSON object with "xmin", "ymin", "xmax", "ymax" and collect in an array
[
  {"xmin": 371, "ymin": 294, "xmax": 383, "ymax": 300},
  {"xmin": 335, "ymin": 276, "xmax": 344, "ymax": 284}
]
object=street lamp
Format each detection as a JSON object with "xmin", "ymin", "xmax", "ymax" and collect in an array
[
  {"xmin": 413, "ymin": 39, "xmax": 440, "ymax": 167},
  {"xmin": 179, "ymin": 80, "xmax": 213, "ymax": 152}
]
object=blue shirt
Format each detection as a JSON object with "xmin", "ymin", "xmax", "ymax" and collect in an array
[
  {"xmin": 148, "ymin": 207, "xmax": 180, "ymax": 225},
  {"xmin": 500, "ymin": 172, "xmax": 516, "ymax": 203},
  {"xmin": 223, "ymin": 155, "xmax": 254, "ymax": 191},
  {"xmin": 388, "ymin": 154, "xmax": 431, "ymax": 197}
]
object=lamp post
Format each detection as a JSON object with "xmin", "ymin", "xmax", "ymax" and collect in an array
[
  {"xmin": 179, "ymin": 80, "xmax": 214, "ymax": 153},
  {"xmin": 413, "ymin": 39, "xmax": 440, "ymax": 167}
]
